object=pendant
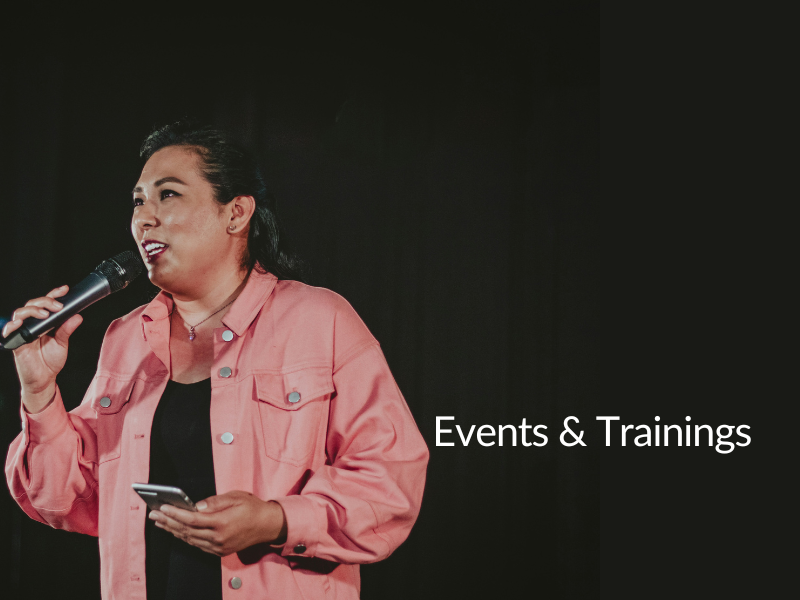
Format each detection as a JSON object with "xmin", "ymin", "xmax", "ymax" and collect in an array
[{"xmin": 189, "ymin": 326, "xmax": 196, "ymax": 341}]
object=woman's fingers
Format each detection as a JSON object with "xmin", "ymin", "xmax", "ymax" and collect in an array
[
  {"xmin": 155, "ymin": 505, "xmax": 215, "ymax": 529},
  {"xmin": 152, "ymin": 519, "xmax": 221, "ymax": 555},
  {"xmin": 3, "ymin": 308, "xmax": 46, "ymax": 337},
  {"xmin": 53, "ymin": 314, "xmax": 83, "ymax": 346},
  {"xmin": 12, "ymin": 296, "xmax": 65, "ymax": 321},
  {"xmin": 150, "ymin": 510, "xmax": 221, "ymax": 551},
  {"xmin": 45, "ymin": 285, "xmax": 69, "ymax": 299},
  {"xmin": 2, "ymin": 319, "xmax": 22, "ymax": 338},
  {"xmin": 12, "ymin": 306, "xmax": 51, "ymax": 322},
  {"xmin": 3, "ymin": 287, "xmax": 69, "ymax": 339},
  {"xmin": 22, "ymin": 296, "xmax": 65, "ymax": 313},
  {"xmin": 5, "ymin": 292, "xmax": 68, "ymax": 334}
]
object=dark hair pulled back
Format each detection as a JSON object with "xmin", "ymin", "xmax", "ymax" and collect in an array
[{"xmin": 140, "ymin": 121, "xmax": 307, "ymax": 282}]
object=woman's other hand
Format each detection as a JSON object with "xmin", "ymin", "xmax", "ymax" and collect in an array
[
  {"xmin": 2, "ymin": 285, "xmax": 83, "ymax": 414},
  {"xmin": 149, "ymin": 491, "xmax": 288, "ymax": 557}
]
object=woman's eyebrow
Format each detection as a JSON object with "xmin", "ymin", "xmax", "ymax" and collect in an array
[{"xmin": 132, "ymin": 176, "xmax": 188, "ymax": 194}]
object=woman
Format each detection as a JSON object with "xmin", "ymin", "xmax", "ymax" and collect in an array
[{"xmin": 4, "ymin": 122, "xmax": 429, "ymax": 599}]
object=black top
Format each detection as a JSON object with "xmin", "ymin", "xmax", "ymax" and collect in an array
[{"xmin": 145, "ymin": 378, "xmax": 222, "ymax": 600}]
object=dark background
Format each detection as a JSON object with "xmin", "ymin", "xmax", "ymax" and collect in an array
[{"xmin": 0, "ymin": 4, "xmax": 789, "ymax": 599}]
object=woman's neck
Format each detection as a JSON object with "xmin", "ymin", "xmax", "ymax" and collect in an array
[{"xmin": 170, "ymin": 269, "xmax": 249, "ymax": 325}]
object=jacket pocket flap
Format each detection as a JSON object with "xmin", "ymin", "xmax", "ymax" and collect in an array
[
  {"xmin": 90, "ymin": 377, "xmax": 137, "ymax": 415},
  {"xmin": 255, "ymin": 367, "xmax": 334, "ymax": 411}
]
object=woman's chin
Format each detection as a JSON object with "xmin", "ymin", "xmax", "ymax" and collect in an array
[
  {"xmin": 147, "ymin": 267, "xmax": 197, "ymax": 297},
  {"xmin": 146, "ymin": 264, "xmax": 175, "ymax": 290}
]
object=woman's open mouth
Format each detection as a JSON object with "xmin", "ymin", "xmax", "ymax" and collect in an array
[{"xmin": 142, "ymin": 240, "xmax": 169, "ymax": 262}]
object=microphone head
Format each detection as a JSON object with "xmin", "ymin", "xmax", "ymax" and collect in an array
[{"xmin": 95, "ymin": 251, "xmax": 144, "ymax": 293}]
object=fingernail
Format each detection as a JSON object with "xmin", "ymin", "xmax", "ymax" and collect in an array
[
  {"xmin": 54, "ymin": 301, "xmax": 63, "ymax": 309},
  {"xmin": 197, "ymin": 501, "xmax": 207, "ymax": 511},
  {"xmin": 39, "ymin": 309, "xmax": 49, "ymax": 317}
]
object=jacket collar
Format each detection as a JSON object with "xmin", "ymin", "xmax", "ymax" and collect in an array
[
  {"xmin": 221, "ymin": 269, "xmax": 278, "ymax": 336},
  {"xmin": 140, "ymin": 269, "xmax": 279, "ymax": 340}
]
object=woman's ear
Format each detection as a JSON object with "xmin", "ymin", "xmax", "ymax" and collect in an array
[{"xmin": 228, "ymin": 195, "xmax": 256, "ymax": 232}]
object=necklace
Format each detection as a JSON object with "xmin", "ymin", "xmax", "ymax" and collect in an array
[{"xmin": 172, "ymin": 297, "xmax": 237, "ymax": 341}]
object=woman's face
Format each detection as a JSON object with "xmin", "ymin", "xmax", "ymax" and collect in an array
[{"xmin": 131, "ymin": 146, "xmax": 234, "ymax": 295}]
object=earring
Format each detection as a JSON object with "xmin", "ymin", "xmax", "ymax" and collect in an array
[{"xmin": 229, "ymin": 225, "xmax": 236, "ymax": 231}]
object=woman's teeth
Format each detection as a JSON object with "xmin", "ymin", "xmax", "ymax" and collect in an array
[{"xmin": 145, "ymin": 243, "xmax": 166, "ymax": 256}]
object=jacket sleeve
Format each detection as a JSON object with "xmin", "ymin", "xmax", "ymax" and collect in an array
[
  {"xmin": 271, "ymin": 303, "xmax": 429, "ymax": 564},
  {"xmin": 5, "ymin": 385, "xmax": 100, "ymax": 536}
]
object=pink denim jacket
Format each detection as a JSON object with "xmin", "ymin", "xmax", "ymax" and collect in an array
[{"xmin": 5, "ymin": 270, "xmax": 429, "ymax": 599}]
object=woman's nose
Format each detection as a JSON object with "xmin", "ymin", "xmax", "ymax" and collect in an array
[{"xmin": 133, "ymin": 202, "xmax": 158, "ymax": 231}]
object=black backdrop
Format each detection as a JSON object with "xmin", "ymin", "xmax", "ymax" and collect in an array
[{"xmin": 0, "ymin": 4, "xmax": 788, "ymax": 599}]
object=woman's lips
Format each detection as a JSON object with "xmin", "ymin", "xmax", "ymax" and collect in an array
[{"xmin": 142, "ymin": 241, "xmax": 169, "ymax": 263}]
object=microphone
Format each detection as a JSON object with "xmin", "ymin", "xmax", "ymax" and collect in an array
[{"xmin": 1, "ymin": 251, "xmax": 144, "ymax": 351}]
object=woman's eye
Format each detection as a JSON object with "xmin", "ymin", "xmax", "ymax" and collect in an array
[
  {"xmin": 160, "ymin": 189, "xmax": 179, "ymax": 200},
  {"xmin": 132, "ymin": 197, "xmax": 144, "ymax": 207}
]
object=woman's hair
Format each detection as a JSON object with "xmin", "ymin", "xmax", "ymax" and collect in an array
[{"xmin": 139, "ymin": 121, "xmax": 307, "ymax": 282}]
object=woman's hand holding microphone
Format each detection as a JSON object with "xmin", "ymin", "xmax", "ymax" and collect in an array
[
  {"xmin": 2, "ymin": 285, "xmax": 83, "ymax": 414},
  {"xmin": 3, "ymin": 281, "xmax": 288, "ymax": 556}
]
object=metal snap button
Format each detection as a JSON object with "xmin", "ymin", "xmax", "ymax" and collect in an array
[
  {"xmin": 221, "ymin": 432, "xmax": 234, "ymax": 444},
  {"xmin": 100, "ymin": 397, "xmax": 111, "ymax": 408},
  {"xmin": 222, "ymin": 330, "xmax": 234, "ymax": 342},
  {"xmin": 288, "ymin": 392, "xmax": 301, "ymax": 403},
  {"xmin": 229, "ymin": 576, "xmax": 242, "ymax": 589},
  {"xmin": 219, "ymin": 367, "xmax": 232, "ymax": 378},
  {"xmin": 293, "ymin": 543, "xmax": 307, "ymax": 554}
]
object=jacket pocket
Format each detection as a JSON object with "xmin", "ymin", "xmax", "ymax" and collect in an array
[
  {"xmin": 89, "ymin": 376, "xmax": 136, "ymax": 463},
  {"xmin": 255, "ymin": 367, "xmax": 334, "ymax": 466}
]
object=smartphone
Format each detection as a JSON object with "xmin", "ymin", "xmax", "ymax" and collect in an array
[{"xmin": 132, "ymin": 483, "xmax": 197, "ymax": 512}]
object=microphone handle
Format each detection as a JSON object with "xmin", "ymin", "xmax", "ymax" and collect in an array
[{"xmin": 5, "ymin": 272, "xmax": 111, "ymax": 348}]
